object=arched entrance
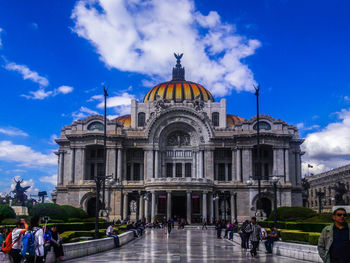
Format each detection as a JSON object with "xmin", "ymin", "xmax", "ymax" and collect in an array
[
  {"xmin": 86, "ymin": 197, "xmax": 102, "ymax": 217},
  {"xmin": 258, "ymin": 197, "xmax": 272, "ymax": 218}
]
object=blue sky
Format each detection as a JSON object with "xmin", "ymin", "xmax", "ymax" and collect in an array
[{"xmin": 0, "ymin": 0, "xmax": 350, "ymax": 198}]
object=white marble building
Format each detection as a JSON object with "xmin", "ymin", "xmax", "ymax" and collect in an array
[{"xmin": 53, "ymin": 56, "xmax": 303, "ymax": 223}]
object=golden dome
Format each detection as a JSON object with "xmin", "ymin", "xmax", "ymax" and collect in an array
[
  {"xmin": 143, "ymin": 53, "xmax": 214, "ymax": 103},
  {"xmin": 115, "ymin": 115, "xmax": 131, "ymax": 127},
  {"xmin": 227, "ymin": 114, "xmax": 245, "ymax": 127},
  {"xmin": 143, "ymin": 80, "xmax": 214, "ymax": 103}
]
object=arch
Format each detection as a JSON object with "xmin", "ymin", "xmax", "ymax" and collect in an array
[
  {"xmin": 252, "ymin": 193, "xmax": 273, "ymax": 217},
  {"xmin": 87, "ymin": 121, "xmax": 104, "ymax": 131}
]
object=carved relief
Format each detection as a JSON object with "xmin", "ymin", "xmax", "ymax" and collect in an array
[{"xmin": 167, "ymin": 131, "xmax": 190, "ymax": 146}]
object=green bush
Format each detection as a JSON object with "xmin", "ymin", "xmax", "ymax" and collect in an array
[
  {"xmin": 30, "ymin": 203, "xmax": 65, "ymax": 220},
  {"xmin": 308, "ymin": 233, "xmax": 321, "ymax": 245},
  {"xmin": 44, "ymin": 222, "xmax": 109, "ymax": 233},
  {"xmin": 60, "ymin": 229, "xmax": 107, "ymax": 243},
  {"xmin": 279, "ymin": 230, "xmax": 309, "ymax": 243},
  {"xmin": 1, "ymin": 218, "xmax": 17, "ymax": 225},
  {"xmin": 0, "ymin": 204, "xmax": 16, "ymax": 222},
  {"xmin": 304, "ymin": 213, "xmax": 333, "ymax": 223},
  {"xmin": 268, "ymin": 207, "xmax": 317, "ymax": 221},
  {"xmin": 259, "ymin": 220, "xmax": 329, "ymax": 233},
  {"xmin": 60, "ymin": 205, "xmax": 88, "ymax": 219}
]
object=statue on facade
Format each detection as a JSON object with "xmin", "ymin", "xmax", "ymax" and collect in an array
[
  {"xmin": 332, "ymin": 181, "xmax": 349, "ymax": 205},
  {"xmin": 12, "ymin": 178, "xmax": 30, "ymax": 206},
  {"xmin": 130, "ymin": 200, "xmax": 137, "ymax": 213},
  {"xmin": 154, "ymin": 95, "xmax": 168, "ymax": 112},
  {"xmin": 193, "ymin": 95, "xmax": 204, "ymax": 111}
]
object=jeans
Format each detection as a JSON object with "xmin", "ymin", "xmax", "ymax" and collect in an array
[
  {"xmin": 265, "ymin": 238, "xmax": 275, "ymax": 253},
  {"xmin": 108, "ymin": 235, "xmax": 120, "ymax": 247},
  {"xmin": 250, "ymin": 241, "xmax": 259, "ymax": 256},
  {"xmin": 241, "ymin": 233, "xmax": 250, "ymax": 249}
]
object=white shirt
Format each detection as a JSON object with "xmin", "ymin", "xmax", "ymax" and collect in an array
[
  {"xmin": 11, "ymin": 228, "xmax": 24, "ymax": 250},
  {"xmin": 106, "ymin": 225, "xmax": 114, "ymax": 236},
  {"xmin": 33, "ymin": 227, "xmax": 44, "ymax": 256}
]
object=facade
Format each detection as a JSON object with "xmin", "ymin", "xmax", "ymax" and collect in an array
[
  {"xmin": 306, "ymin": 164, "xmax": 350, "ymax": 212},
  {"xmin": 53, "ymin": 56, "xmax": 303, "ymax": 223}
]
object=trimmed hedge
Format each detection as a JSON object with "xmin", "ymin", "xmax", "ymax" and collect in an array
[
  {"xmin": 268, "ymin": 206, "xmax": 316, "ymax": 221},
  {"xmin": 258, "ymin": 221, "xmax": 328, "ymax": 233},
  {"xmin": 30, "ymin": 204, "xmax": 89, "ymax": 221},
  {"xmin": 44, "ymin": 222, "xmax": 110, "ymax": 233},
  {"xmin": 279, "ymin": 230, "xmax": 321, "ymax": 245}
]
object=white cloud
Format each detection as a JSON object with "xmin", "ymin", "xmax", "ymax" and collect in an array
[
  {"xmin": 302, "ymin": 107, "xmax": 350, "ymax": 174},
  {"xmin": 0, "ymin": 127, "xmax": 28, "ymax": 137},
  {"xmin": 97, "ymin": 92, "xmax": 135, "ymax": 109},
  {"xmin": 296, "ymin": 123, "xmax": 320, "ymax": 132},
  {"xmin": 55, "ymin": 85, "xmax": 74, "ymax": 94},
  {"xmin": 39, "ymin": 174, "xmax": 57, "ymax": 186},
  {"xmin": 71, "ymin": 0, "xmax": 261, "ymax": 96},
  {"xmin": 21, "ymin": 88, "xmax": 53, "ymax": 100},
  {"xmin": 5, "ymin": 62, "xmax": 49, "ymax": 87},
  {"xmin": 0, "ymin": 140, "xmax": 57, "ymax": 167},
  {"xmin": 72, "ymin": 106, "xmax": 99, "ymax": 120},
  {"xmin": 344, "ymin": 96, "xmax": 350, "ymax": 102}
]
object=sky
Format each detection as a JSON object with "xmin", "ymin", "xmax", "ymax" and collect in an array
[{"xmin": 0, "ymin": 0, "xmax": 350, "ymax": 199}]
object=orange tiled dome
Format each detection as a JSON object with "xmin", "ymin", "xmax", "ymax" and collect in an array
[
  {"xmin": 115, "ymin": 115, "xmax": 131, "ymax": 127},
  {"xmin": 227, "ymin": 114, "xmax": 245, "ymax": 127}
]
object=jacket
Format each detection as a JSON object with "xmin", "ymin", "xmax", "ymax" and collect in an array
[{"xmin": 317, "ymin": 223, "xmax": 350, "ymax": 263}]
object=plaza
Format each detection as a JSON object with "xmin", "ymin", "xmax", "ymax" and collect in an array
[{"xmin": 65, "ymin": 228, "xmax": 305, "ymax": 263}]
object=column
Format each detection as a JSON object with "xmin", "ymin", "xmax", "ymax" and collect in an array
[
  {"xmin": 155, "ymin": 150, "xmax": 159, "ymax": 178},
  {"xmin": 225, "ymin": 164, "xmax": 228, "ymax": 181},
  {"xmin": 117, "ymin": 149, "xmax": 122, "ymax": 181},
  {"xmin": 209, "ymin": 193, "xmax": 214, "ymax": 223},
  {"xmin": 196, "ymin": 152, "xmax": 200, "ymax": 178},
  {"xmin": 230, "ymin": 193, "xmax": 234, "ymax": 223},
  {"xmin": 151, "ymin": 191, "xmax": 156, "ymax": 222},
  {"xmin": 273, "ymin": 148, "xmax": 278, "ymax": 176},
  {"xmin": 173, "ymin": 162, "xmax": 176, "ymax": 177},
  {"xmin": 57, "ymin": 152, "xmax": 62, "ymax": 185},
  {"xmin": 108, "ymin": 148, "xmax": 117, "ymax": 179},
  {"xmin": 146, "ymin": 150, "xmax": 154, "ymax": 179},
  {"xmin": 204, "ymin": 150, "xmax": 214, "ymax": 180},
  {"xmin": 167, "ymin": 191, "xmax": 172, "ymax": 219},
  {"xmin": 192, "ymin": 152, "xmax": 196, "ymax": 178},
  {"xmin": 70, "ymin": 148, "xmax": 75, "ymax": 183},
  {"xmin": 202, "ymin": 192, "xmax": 207, "ymax": 222},
  {"xmin": 186, "ymin": 191, "xmax": 192, "ymax": 224},
  {"xmin": 139, "ymin": 194, "xmax": 144, "ymax": 220},
  {"xmin": 242, "ymin": 148, "xmax": 252, "ymax": 182},
  {"xmin": 285, "ymin": 149, "xmax": 290, "ymax": 182},
  {"xmin": 231, "ymin": 149, "xmax": 236, "ymax": 182},
  {"xmin": 59, "ymin": 152, "xmax": 64, "ymax": 185},
  {"xmin": 145, "ymin": 198, "xmax": 149, "ymax": 223},
  {"xmin": 199, "ymin": 150, "xmax": 204, "ymax": 178},
  {"xmin": 182, "ymin": 163, "xmax": 185, "ymax": 178},
  {"xmin": 123, "ymin": 192, "xmax": 128, "ymax": 220},
  {"xmin": 236, "ymin": 148, "xmax": 241, "ymax": 181},
  {"xmin": 81, "ymin": 148, "xmax": 86, "ymax": 181},
  {"xmin": 215, "ymin": 197, "xmax": 219, "ymax": 220}
]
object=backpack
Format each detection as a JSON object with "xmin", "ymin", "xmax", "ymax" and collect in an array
[
  {"xmin": 21, "ymin": 230, "xmax": 38, "ymax": 258},
  {"xmin": 1, "ymin": 232, "xmax": 19, "ymax": 254}
]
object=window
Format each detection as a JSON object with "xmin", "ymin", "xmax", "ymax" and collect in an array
[
  {"xmin": 212, "ymin": 112, "xmax": 219, "ymax": 127},
  {"xmin": 228, "ymin": 164, "xmax": 232, "ymax": 181},
  {"xmin": 166, "ymin": 163, "xmax": 173, "ymax": 177},
  {"xmin": 218, "ymin": 164, "xmax": 225, "ymax": 181},
  {"xmin": 86, "ymin": 147, "xmax": 104, "ymax": 180},
  {"xmin": 87, "ymin": 122, "xmax": 104, "ymax": 131},
  {"xmin": 253, "ymin": 121, "xmax": 271, "ymax": 130},
  {"xmin": 176, "ymin": 163, "xmax": 182, "ymax": 177},
  {"xmin": 138, "ymin": 112, "xmax": 145, "ymax": 127},
  {"xmin": 185, "ymin": 163, "xmax": 192, "ymax": 177},
  {"xmin": 134, "ymin": 163, "xmax": 140, "ymax": 180},
  {"xmin": 126, "ymin": 164, "xmax": 131, "ymax": 180}
]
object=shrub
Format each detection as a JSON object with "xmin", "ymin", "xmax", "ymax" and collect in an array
[
  {"xmin": 279, "ymin": 230, "xmax": 309, "ymax": 243},
  {"xmin": 30, "ymin": 203, "xmax": 65, "ymax": 220},
  {"xmin": 1, "ymin": 218, "xmax": 17, "ymax": 225},
  {"xmin": 60, "ymin": 205, "xmax": 88, "ymax": 220},
  {"xmin": 0, "ymin": 204, "xmax": 16, "ymax": 222},
  {"xmin": 268, "ymin": 207, "xmax": 317, "ymax": 221},
  {"xmin": 308, "ymin": 233, "xmax": 321, "ymax": 245},
  {"xmin": 304, "ymin": 213, "xmax": 333, "ymax": 223}
]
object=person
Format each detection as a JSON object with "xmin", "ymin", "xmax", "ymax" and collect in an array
[
  {"xmin": 239, "ymin": 220, "xmax": 251, "ymax": 249},
  {"xmin": 249, "ymin": 217, "xmax": 261, "ymax": 257},
  {"xmin": 265, "ymin": 225, "xmax": 278, "ymax": 254},
  {"xmin": 318, "ymin": 207, "xmax": 350, "ymax": 263},
  {"xmin": 0, "ymin": 228, "xmax": 5, "ymax": 248},
  {"xmin": 167, "ymin": 218, "xmax": 172, "ymax": 235},
  {"xmin": 50, "ymin": 226, "xmax": 64, "ymax": 262},
  {"xmin": 10, "ymin": 218, "xmax": 28, "ymax": 263},
  {"xmin": 29, "ymin": 216, "xmax": 45, "ymax": 263},
  {"xmin": 215, "ymin": 219, "xmax": 222, "ymax": 239},
  {"xmin": 171, "ymin": 218, "xmax": 175, "ymax": 229},
  {"xmin": 106, "ymin": 224, "xmax": 120, "ymax": 248},
  {"xmin": 224, "ymin": 222, "xmax": 233, "ymax": 238},
  {"xmin": 43, "ymin": 226, "xmax": 52, "ymax": 260},
  {"xmin": 202, "ymin": 219, "xmax": 208, "ymax": 230}
]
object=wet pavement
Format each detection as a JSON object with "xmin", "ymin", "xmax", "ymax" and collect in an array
[{"xmin": 65, "ymin": 228, "xmax": 306, "ymax": 262}]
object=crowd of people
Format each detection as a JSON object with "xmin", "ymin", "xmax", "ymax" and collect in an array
[{"xmin": 0, "ymin": 217, "xmax": 64, "ymax": 263}]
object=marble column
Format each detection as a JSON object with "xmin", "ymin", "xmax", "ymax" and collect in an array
[
  {"xmin": 81, "ymin": 148, "xmax": 86, "ymax": 181},
  {"xmin": 225, "ymin": 164, "xmax": 228, "ymax": 182},
  {"xmin": 215, "ymin": 197, "xmax": 219, "ymax": 220},
  {"xmin": 209, "ymin": 193, "xmax": 214, "ymax": 223},
  {"xmin": 167, "ymin": 191, "xmax": 172, "ymax": 219},
  {"xmin": 117, "ymin": 149, "xmax": 122, "ymax": 181},
  {"xmin": 70, "ymin": 148, "xmax": 75, "ymax": 183},
  {"xmin": 57, "ymin": 152, "xmax": 62, "ymax": 185},
  {"xmin": 192, "ymin": 152, "xmax": 196, "ymax": 178},
  {"xmin": 285, "ymin": 149, "xmax": 290, "ymax": 182},
  {"xmin": 242, "ymin": 148, "xmax": 252, "ymax": 182},
  {"xmin": 155, "ymin": 150, "xmax": 159, "ymax": 178},
  {"xmin": 202, "ymin": 192, "xmax": 207, "ymax": 222},
  {"xmin": 236, "ymin": 148, "xmax": 241, "ymax": 181},
  {"xmin": 151, "ymin": 191, "xmax": 156, "ymax": 222},
  {"xmin": 139, "ymin": 194, "xmax": 144, "ymax": 220},
  {"xmin": 187, "ymin": 191, "xmax": 192, "ymax": 224},
  {"xmin": 123, "ymin": 192, "xmax": 128, "ymax": 220},
  {"xmin": 145, "ymin": 198, "xmax": 149, "ymax": 223},
  {"xmin": 146, "ymin": 150, "xmax": 154, "ymax": 179},
  {"xmin": 199, "ymin": 150, "xmax": 204, "ymax": 178},
  {"xmin": 231, "ymin": 149, "xmax": 236, "ymax": 182},
  {"xmin": 59, "ymin": 152, "xmax": 64, "ymax": 185},
  {"xmin": 230, "ymin": 193, "xmax": 234, "ymax": 223}
]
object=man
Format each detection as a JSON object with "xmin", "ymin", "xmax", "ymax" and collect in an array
[
  {"xmin": 318, "ymin": 208, "xmax": 350, "ymax": 263},
  {"xmin": 10, "ymin": 218, "xmax": 28, "ymax": 263},
  {"xmin": 265, "ymin": 225, "xmax": 278, "ymax": 254},
  {"xmin": 106, "ymin": 224, "xmax": 119, "ymax": 248},
  {"xmin": 249, "ymin": 217, "xmax": 261, "ymax": 257}
]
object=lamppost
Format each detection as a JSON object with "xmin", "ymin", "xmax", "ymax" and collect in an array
[
  {"xmin": 271, "ymin": 176, "xmax": 280, "ymax": 227},
  {"xmin": 254, "ymin": 85, "xmax": 263, "ymax": 218},
  {"xmin": 233, "ymin": 192, "xmax": 238, "ymax": 223},
  {"xmin": 102, "ymin": 86, "xmax": 108, "ymax": 210},
  {"xmin": 316, "ymin": 191, "xmax": 325, "ymax": 214}
]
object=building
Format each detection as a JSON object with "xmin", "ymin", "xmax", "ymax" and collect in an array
[
  {"xmin": 306, "ymin": 164, "xmax": 350, "ymax": 212},
  {"xmin": 52, "ymin": 55, "xmax": 303, "ymax": 223}
]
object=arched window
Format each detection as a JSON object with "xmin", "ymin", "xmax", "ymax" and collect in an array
[
  {"xmin": 138, "ymin": 112, "xmax": 145, "ymax": 127},
  {"xmin": 212, "ymin": 112, "xmax": 219, "ymax": 127},
  {"xmin": 87, "ymin": 122, "xmax": 104, "ymax": 131},
  {"xmin": 253, "ymin": 121, "xmax": 271, "ymax": 130}
]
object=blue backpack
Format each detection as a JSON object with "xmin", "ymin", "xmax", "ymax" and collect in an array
[{"xmin": 21, "ymin": 230, "xmax": 38, "ymax": 258}]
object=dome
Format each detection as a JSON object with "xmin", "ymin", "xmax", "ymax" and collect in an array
[
  {"xmin": 143, "ymin": 53, "xmax": 214, "ymax": 103},
  {"xmin": 227, "ymin": 114, "xmax": 245, "ymax": 127},
  {"xmin": 115, "ymin": 115, "xmax": 131, "ymax": 127},
  {"xmin": 143, "ymin": 80, "xmax": 214, "ymax": 103}
]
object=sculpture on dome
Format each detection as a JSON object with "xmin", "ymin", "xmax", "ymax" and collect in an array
[
  {"xmin": 172, "ymin": 53, "xmax": 185, "ymax": 81},
  {"xmin": 174, "ymin": 53, "xmax": 183, "ymax": 66},
  {"xmin": 12, "ymin": 178, "xmax": 30, "ymax": 206}
]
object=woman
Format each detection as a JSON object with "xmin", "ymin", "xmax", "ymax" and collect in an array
[{"xmin": 51, "ymin": 226, "xmax": 64, "ymax": 262}]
